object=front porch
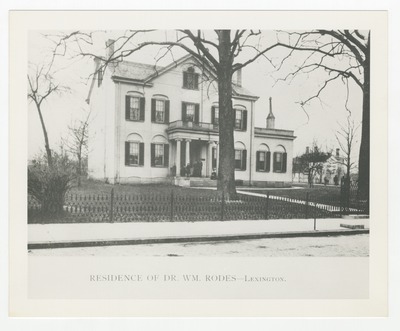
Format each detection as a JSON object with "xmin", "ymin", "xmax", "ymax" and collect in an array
[{"xmin": 167, "ymin": 120, "xmax": 219, "ymax": 179}]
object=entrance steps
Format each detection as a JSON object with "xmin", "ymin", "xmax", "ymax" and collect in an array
[{"xmin": 189, "ymin": 177, "xmax": 217, "ymax": 187}]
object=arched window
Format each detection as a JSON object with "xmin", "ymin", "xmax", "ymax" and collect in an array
[
  {"xmin": 151, "ymin": 135, "xmax": 169, "ymax": 168},
  {"xmin": 273, "ymin": 145, "xmax": 287, "ymax": 173},
  {"xmin": 151, "ymin": 95, "xmax": 170, "ymax": 124},
  {"xmin": 125, "ymin": 133, "xmax": 144, "ymax": 166},
  {"xmin": 256, "ymin": 144, "xmax": 271, "ymax": 172},
  {"xmin": 234, "ymin": 141, "xmax": 247, "ymax": 171},
  {"xmin": 183, "ymin": 66, "xmax": 199, "ymax": 90},
  {"xmin": 233, "ymin": 105, "xmax": 247, "ymax": 131},
  {"xmin": 125, "ymin": 92, "xmax": 145, "ymax": 122}
]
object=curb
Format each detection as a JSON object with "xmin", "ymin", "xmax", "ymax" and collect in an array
[{"xmin": 28, "ymin": 229, "xmax": 369, "ymax": 250}]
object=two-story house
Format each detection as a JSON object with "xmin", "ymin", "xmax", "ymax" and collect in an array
[{"xmin": 87, "ymin": 49, "xmax": 295, "ymax": 187}]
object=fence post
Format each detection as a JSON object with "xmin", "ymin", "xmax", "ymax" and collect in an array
[
  {"xmin": 220, "ymin": 191, "xmax": 225, "ymax": 221},
  {"xmin": 170, "ymin": 190, "xmax": 174, "ymax": 221},
  {"xmin": 264, "ymin": 193, "xmax": 270, "ymax": 220},
  {"xmin": 305, "ymin": 192, "xmax": 309, "ymax": 219},
  {"xmin": 110, "ymin": 188, "xmax": 114, "ymax": 223}
]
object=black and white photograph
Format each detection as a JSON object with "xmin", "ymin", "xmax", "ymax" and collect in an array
[
  {"xmin": 27, "ymin": 29, "xmax": 370, "ymax": 257},
  {"xmin": 7, "ymin": 10, "xmax": 389, "ymax": 318}
]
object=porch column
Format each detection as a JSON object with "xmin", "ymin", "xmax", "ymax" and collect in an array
[
  {"xmin": 207, "ymin": 141, "xmax": 214, "ymax": 177},
  {"xmin": 176, "ymin": 139, "xmax": 182, "ymax": 177},
  {"xmin": 185, "ymin": 139, "xmax": 191, "ymax": 166}
]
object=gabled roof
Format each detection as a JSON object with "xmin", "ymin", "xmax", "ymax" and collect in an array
[
  {"xmin": 108, "ymin": 54, "xmax": 259, "ymax": 99},
  {"xmin": 109, "ymin": 61, "xmax": 163, "ymax": 82}
]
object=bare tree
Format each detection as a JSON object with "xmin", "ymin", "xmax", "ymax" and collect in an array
[
  {"xmin": 63, "ymin": 111, "xmax": 90, "ymax": 186},
  {"xmin": 335, "ymin": 117, "xmax": 359, "ymax": 184},
  {"xmin": 49, "ymin": 29, "xmax": 332, "ymax": 197},
  {"xmin": 275, "ymin": 30, "xmax": 369, "ymax": 199},
  {"xmin": 27, "ymin": 64, "xmax": 61, "ymax": 168}
]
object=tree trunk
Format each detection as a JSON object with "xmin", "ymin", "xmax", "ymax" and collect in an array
[
  {"xmin": 216, "ymin": 30, "xmax": 236, "ymax": 198},
  {"xmin": 77, "ymin": 155, "xmax": 82, "ymax": 187},
  {"xmin": 358, "ymin": 34, "xmax": 370, "ymax": 203},
  {"xmin": 35, "ymin": 103, "xmax": 53, "ymax": 168}
]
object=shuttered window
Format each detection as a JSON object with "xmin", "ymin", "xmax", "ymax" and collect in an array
[
  {"xmin": 125, "ymin": 96, "xmax": 145, "ymax": 121},
  {"xmin": 273, "ymin": 152, "xmax": 287, "ymax": 173},
  {"xmin": 125, "ymin": 142, "xmax": 144, "ymax": 166},
  {"xmin": 151, "ymin": 143, "xmax": 170, "ymax": 167},
  {"xmin": 256, "ymin": 151, "xmax": 271, "ymax": 172},
  {"xmin": 234, "ymin": 108, "xmax": 248, "ymax": 131},
  {"xmin": 151, "ymin": 99, "xmax": 170, "ymax": 124},
  {"xmin": 234, "ymin": 149, "xmax": 247, "ymax": 171}
]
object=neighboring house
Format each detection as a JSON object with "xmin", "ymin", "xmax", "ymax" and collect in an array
[
  {"xmin": 293, "ymin": 148, "xmax": 346, "ymax": 184},
  {"xmin": 87, "ymin": 47, "xmax": 295, "ymax": 187}
]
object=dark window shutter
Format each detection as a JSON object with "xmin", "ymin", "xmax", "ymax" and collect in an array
[
  {"xmin": 211, "ymin": 106, "xmax": 215, "ymax": 124},
  {"xmin": 139, "ymin": 97, "xmax": 145, "ymax": 121},
  {"xmin": 139, "ymin": 143, "xmax": 144, "ymax": 166},
  {"xmin": 266, "ymin": 151, "xmax": 271, "ymax": 172},
  {"xmin": 282, "ymin": 152, "xmax": 287, "ymax": 173},
  {"xmin": 125, "ymin": 142, "xmax": 130, "ymax": 165},
  {"xmin": 256, "ymin": 151, "xmax": 260, "ymax": 171},
  {"xmin": 182, "ymin": 102, "xmax": 186, "ymax": 121},
  {"xmin": 194, "ymin": 104, "xmax": 200, "ymax": 124},
  {"xmin": 151, "ymin": 99, "xmax": 156, "ymax": 122},
  {"xmin": 242, "ymin": 110, "xmax": 247, "ymax": 131},
  {"xmin": 164, "ymin": 144, "xmax": 169, "ymax": 167},
  {"xmin": 125, "ymin": 96, "xmax": 130, "ymax": 120},
  {"xmin": 183, "ymin": 72, "xmax": 188, "ymax": 88},
  {"xmin": 151, "ymin": 143, "xmax": 155, "ymax": 167},
  {"xmin": 242, "ymin": 150, "xmax": 247, "ymax": 171},
  {"xmin": 165, "ymin": 100, "xmax": 170, "ymax": 123},
  {"xmin": 194, "ymin": 73, "xmax": 199, "ymax": 89},
  {"xmin": 273, "ymin": 152, "xmax": 277, "ymax": 172},
  {"xmin": 233, "ymin": 108, "xmax": 236, "ymax": 128}
]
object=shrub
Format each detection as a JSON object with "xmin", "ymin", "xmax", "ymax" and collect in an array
[{"xmin": 28, "ymin": 152, "xmax": 76, "ymax": 215}]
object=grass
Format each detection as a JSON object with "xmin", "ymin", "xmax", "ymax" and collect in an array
[{"xmin": 240, "ymin": 183, "xmax": 341, "ymax": 206}]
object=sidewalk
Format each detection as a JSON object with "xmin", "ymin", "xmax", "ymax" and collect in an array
[{"xmin": 28, "ymin": 218, "xmax": 369, "ymax": 249}]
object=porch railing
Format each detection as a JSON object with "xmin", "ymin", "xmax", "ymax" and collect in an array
[{"xmin": 167, "ymin": 120, "xmax": 219, "ymax": 132}]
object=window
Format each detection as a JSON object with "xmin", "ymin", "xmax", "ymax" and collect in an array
[
  {"xmin": 155, "ymin": 100, "xmax": 165, "ymax": 123},
  {"xmin": 234, "ymin": 149, "xmax": 247, "ymax": 171},
  {"xmin": 125, "ymin": 96, "xmax": 145, "ymax": 121},
  {"xmin": 125, "ymin": 141, "xmax": 144, "ymax": 166},
  {"xmin": 256, "ymin": 151, "xmax": 271, "ymax": 172},
  {"xmin": 183, "ymin": 67, "xmax": 199, "ymax": 90},
  {"xmin": 273, "ymin": 151, "xmax": 287, "ymax": 173},
  {"xmin": 129, "ymin": 97, "xmax": 140, "ymax": 121},
  {"xmin": 182, "ymin": 102, "xmax": 199, "ymax": 124},
  {"xmin": 151, "ymin": 143, "xmax": 169, "ymax": 167},
  {"xmin": 212, "ymin": 106, "xmax": 219, "ymax": 126},
  {"xmin": 186, "ymin": 103, "xmax": 195, "ymax": 122},
  {"xmin": 151, "ymin": 98, "xmax": 170, "ymax": 123},
  {"xmin": 234, "ymin": 108, "xmax": 247, "ymax": 131}
]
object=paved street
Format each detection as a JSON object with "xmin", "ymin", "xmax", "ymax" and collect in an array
[{"xmin": 29, "ymin": 234, "xmax": 368, "ymax": 257}]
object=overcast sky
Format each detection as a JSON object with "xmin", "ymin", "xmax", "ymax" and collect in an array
[{"xmin": 28, "ymin": 30, "xmax": 363, "ymax": 161}]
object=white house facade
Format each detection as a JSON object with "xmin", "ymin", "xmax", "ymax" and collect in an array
[{"xmin": 87, "ymin": 52, "xmax": 295, "ymax": 187}]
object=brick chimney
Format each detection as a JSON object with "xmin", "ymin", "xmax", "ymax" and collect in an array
[
  {"xmin": 306, "ymin": 146, "xmax": 310, "ymax": 154},
  {"xmin": 266, "ymin": 97, "xmax": 275, "ymax": 129},
  {"xmin": 336, "ymin": 148, "xmax": 340, "ymax": 157},
  {"xmin": 105, "ymin": 39, "xmax": 115, "ymax": 59},
  {"xmin": 234, "ymin": 68, "xmax": 242, "ymax": 87}
]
